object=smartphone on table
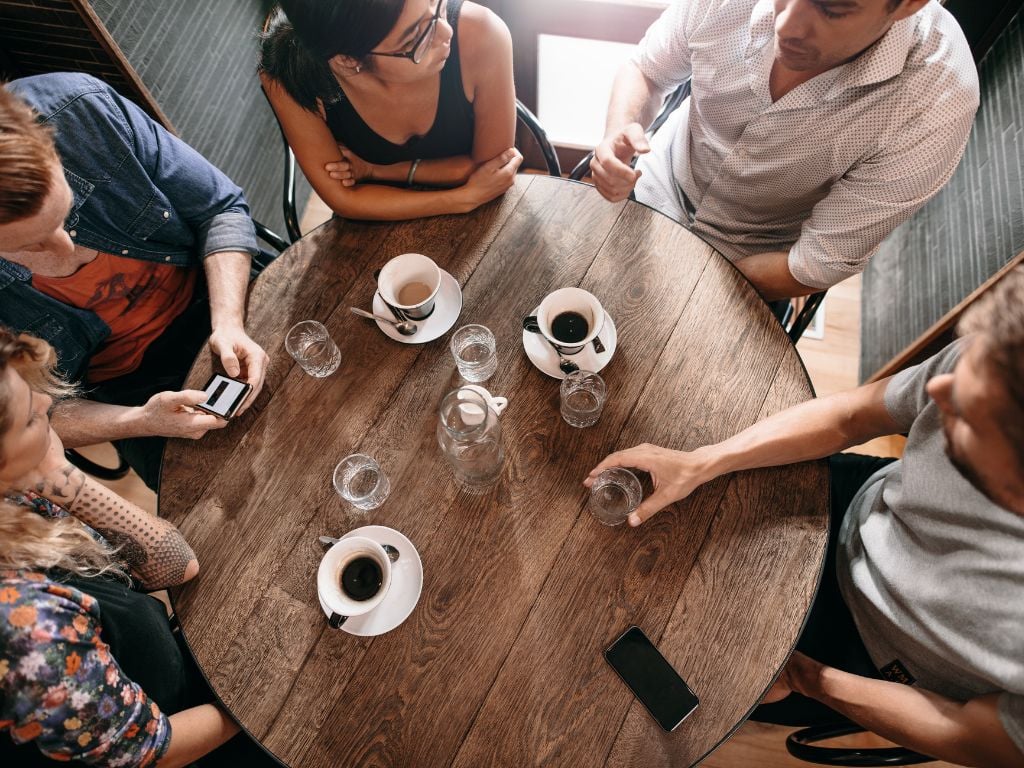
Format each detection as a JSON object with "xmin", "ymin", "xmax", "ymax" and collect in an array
[{"xmin": 604, "ymin": 625, "xmax": 700, "ymax": 732}]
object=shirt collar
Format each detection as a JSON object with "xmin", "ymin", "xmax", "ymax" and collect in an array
[
  {"xmin": 745, "ymin": 0, "xmax": 919, "ymax": 102},
  {"xmin": 62, "ymin": 167, "xmax": 94, "ymax": 230},
  {"xmin": 831, "ymin": 14, "xmax": 918, "ymax": 95}
]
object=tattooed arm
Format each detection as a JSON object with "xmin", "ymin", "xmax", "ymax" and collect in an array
[{"xmin": 17, "ymin": 429, "xmax": 200, "ymax": 591}]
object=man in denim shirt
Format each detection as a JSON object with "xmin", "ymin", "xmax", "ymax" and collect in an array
[{"xmin": 0, "ymin": 73, "xmax": 269, "ymax": 489}]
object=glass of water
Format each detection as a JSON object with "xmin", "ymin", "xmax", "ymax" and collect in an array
[
  {"xmin": 589, "ymin": 468, "xmax": 642, "ymax": 526},
  {"xmin": 450, "ymin": 324, "xmax": 497, "ymax": 383},
  {"xmin": 560, "ymin": 370, "xmax": 606, "ymax": 428},
  {"xmin": 286, "ymin": 320, "xmax": 341, "ymax": 377},
  {"xmin": 333, "ymin": 454, "xmax": 390, "ymax": 511}
]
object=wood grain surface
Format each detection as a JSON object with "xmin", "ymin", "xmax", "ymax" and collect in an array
[{"xmin": 161, "ymin": 176, "xmax": 828, "ymax": 767}]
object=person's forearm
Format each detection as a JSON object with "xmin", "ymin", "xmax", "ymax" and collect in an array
[
  {"xmin": 696, "ymin": 381, "xmax": 897, "ymax": 483},
  {"xmin": 68, "ymin": 475, "xmax": 198, "ymax": 590},
  {"xmin": 792, "ymin": 657, "xmax": 1022, "ymax": 768},
  {"xmin": 370, "ymin": 155, "xmax": 477, "ymax": 188},
  {"xmin": 159, "ymin": 705, "xmax": 241, "ymax": 768},
  {"xmin": 50, "ymin": 399, "xmax": 148, "ymax": 446},
  {"xmin": 604, "ymin": 61, "xmax": 665, "ymax": 140},
  {"xmin": 735, "ymin": 250, "xmax": 820, "ymax": 301},
  {"xmin": 319, "ymin": 181, "xmax": 482, "ymax": 221},
  {"xmin": 203, "ymin": 250, "xmax": 252, "ymax": 332}
]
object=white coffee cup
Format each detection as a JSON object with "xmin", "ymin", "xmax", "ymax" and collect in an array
[
  {"xmin": 317, "ymin": 536, "xmax": 393, "ymax": 628},
  {"xmin": 377, "ymin": 253, "xmax": 442, "ymax": 321},
  {"xmin": 532, "ymin": 288, "xmax": 606, "ymax": 356}
]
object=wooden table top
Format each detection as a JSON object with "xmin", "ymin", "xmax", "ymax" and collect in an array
[{"xmin": 161, "ymin": 175, "xmax": 828, "ymax": 767}]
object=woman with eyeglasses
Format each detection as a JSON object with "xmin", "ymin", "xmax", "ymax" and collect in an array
[{"xmin": 259, "ymin": 0, "xmax": 522, "ymax": 222}]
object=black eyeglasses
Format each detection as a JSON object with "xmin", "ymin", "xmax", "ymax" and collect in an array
[{"xmin": 368, "ymin": 0, "xmax": 445, "ymax": 65}]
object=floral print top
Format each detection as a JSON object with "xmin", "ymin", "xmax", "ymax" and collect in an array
[{"xmin": 0, "ymin": 567, "xmax": 172, "ymax": 765}]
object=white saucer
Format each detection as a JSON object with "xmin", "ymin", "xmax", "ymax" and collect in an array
[
  {"xmin": 522, "ymin": 306, "xmax": 618, "ymax": 379},
  {"xmin": 317, "ymin": 525, "xmax": 423, "ymax": 637},
  {"xmin": 372, "ymin": 269, "xmax": 462, "ymax": 344}
]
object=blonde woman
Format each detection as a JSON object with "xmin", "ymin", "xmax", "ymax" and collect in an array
[{"xmin": 0, "ymin": 329, "xmax": 271, "ymax": 766}]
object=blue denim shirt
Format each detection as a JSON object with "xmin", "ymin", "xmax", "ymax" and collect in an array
[{"xmin": 0, "ymin": 72, "xmax": 258, "ymax": 381}]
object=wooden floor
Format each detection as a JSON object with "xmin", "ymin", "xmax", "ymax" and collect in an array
[{"xmin": 76, "ymin": 192, "xmax": 955, "ymax": 766}]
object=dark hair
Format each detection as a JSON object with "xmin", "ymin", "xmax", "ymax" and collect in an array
[
  {"xmin": 259, "ymin": 1, "xmax": 405, "ymax": 112},
  {"xmin": 0, "ymin": 85, "xmax": 59, "ymax": 224}
]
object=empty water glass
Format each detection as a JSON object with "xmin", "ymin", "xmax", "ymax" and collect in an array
[
  {"xmin": 560, "ymin": 370, "xmax": 606, "ymax": 428},
  {"xmin": 589, "ymin": 468, "xmax": 641, "ymax": 526},
  {"xmin": 286, "ymin": 320, "xmax": 341, "ymax": 377},
  {"xmin": 333, "ymin": 454, "xmax": 390, "ymax": 511},
  {"xmin": 450, "ymin": 324, "xmax": 497, "ymax": 383}
]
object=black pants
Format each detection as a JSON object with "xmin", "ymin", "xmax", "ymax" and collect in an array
[
  {"xmin": 86, "ymin": 298, "xmax": 212, "ymax": 491},
  {"xmin": 750, "ymin": 453, "xmax": 896, "ymax": 726},
  {"xmin": 0, "ymin": 575, "xmax": 280, "ymax": 766}
]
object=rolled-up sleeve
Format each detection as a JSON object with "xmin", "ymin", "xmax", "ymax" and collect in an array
[
  {"xmin": 108, "ymin": 83, "xmax": 259, "ymax": 259},
  {"xmin": 788, "ymin": 88, "xmax": 977, "ymax": 290},
  {"xmin": 630, "ymin": 0, "xmax": 698, "ymax": 92}
]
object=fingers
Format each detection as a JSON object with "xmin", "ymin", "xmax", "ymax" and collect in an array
[
  {"xmin": 584, "ymin": 444, "xmax": 654, "ymax": 482},
  {"xmin": 234, "ymin": 345, "xmax": 269, "ymax": 416},
  {"xmin": 628, "ymin": 490, "xmax": 672, "ymax": 527},
  {"xmin": 618, "ymin": 124, "xmax": 651, "ymax": 157},
  {"xmin": 590, "ymin": 150, "xmax": 641, "ymax": 203},
  {"xmin": 168, "ymin": 389, "xmax": 213, "ymax": 408},
  {"xmin": 218, "ymin": 346, "xmax": 241, "ymax": 378},
  {"xmin": 325, "ymin": 160, "xmax": 354, "ymax": 182},
  {"xmin": 180, "ymin": 412, "xmax": 225, "ymax": 439}
]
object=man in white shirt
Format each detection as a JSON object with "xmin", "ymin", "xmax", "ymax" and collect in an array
[
  {"xmin": 584, "ymin": 266, "xmax": 1024, "ymax": 765},
  {"xmin": 591, "ymin": 0, "xmax": 979, "ymax": 300}
]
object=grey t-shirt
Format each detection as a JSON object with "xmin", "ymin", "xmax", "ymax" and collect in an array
[{"xmin": 837, "ymin": 341, "xmax": 1024, "ymax": 753}]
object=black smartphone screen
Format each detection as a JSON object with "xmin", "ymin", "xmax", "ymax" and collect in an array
[{"xmin": 604, "ymin": 626, "xmax": 699, "ymax": 732}]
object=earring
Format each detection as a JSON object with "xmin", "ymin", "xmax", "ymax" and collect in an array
[{"xmin": 354, "ymin": 64, "xmax": 362, "ymax": 74}]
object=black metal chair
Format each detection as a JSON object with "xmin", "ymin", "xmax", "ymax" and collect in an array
[{"xmin": 787, "ymin": 723, "xmax": 934, "ymax": 766}]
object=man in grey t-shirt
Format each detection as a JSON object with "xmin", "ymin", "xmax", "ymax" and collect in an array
[{"xmin": 586, "ymin": 267, "xmax": 1024, "ymax": 765}]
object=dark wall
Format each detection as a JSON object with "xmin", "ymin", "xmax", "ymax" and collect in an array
[
  {"xmin": 860, "ymin": 6, "xmax": 1024, "ymax": 379},
  {"xmin": 88, "ymin": 0, "xmax": 308, "ymax": 240}
]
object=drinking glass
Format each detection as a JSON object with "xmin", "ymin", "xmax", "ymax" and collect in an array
[
  {"xmin": 560, "ymin": 370, "xmax": 606, "ymax": 428},
  {"xmin": 588, "ymin": 468, "xmax": 641, "ymax": 526},
  {"xmin": 450, "ymin": 324, "xmax": 497, "ymax": 382},
  {"xmin": 286, "ymin": 320, "xmax": 341, "ymax": 377},
  {"xmin": 333, "ymin": 454, "xmax": 390, "ymax": 511}
]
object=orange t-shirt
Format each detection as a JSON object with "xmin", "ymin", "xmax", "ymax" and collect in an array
[{"xmin": 33, "ymin": 252, "xmax": 196, "ymax": 382}]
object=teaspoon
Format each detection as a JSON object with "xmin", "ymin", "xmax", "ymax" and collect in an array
[{"xmin": 350, "ymin": 306, "xmax": 417, "ymax": 336}]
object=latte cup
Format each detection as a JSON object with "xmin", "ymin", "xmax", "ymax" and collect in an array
[
  {"xmin": 377, "ymin": 253, "xmax": 442, "ymax": 321},
  {"xmin": 530, "ymin": 288, "xmax": 606, "ymax": 356},
  {"xmin": 317, "ymin": 536, "xmax": 393, "ymax": 628}
]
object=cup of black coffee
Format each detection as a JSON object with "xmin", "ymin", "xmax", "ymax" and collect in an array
[
  {"xmin": 529, "ymin": 288, "xmax": 606, "ymax": 356},
  {"xmin": 317, "ymin": 536, "xmax": 393, "ymax": 627}
]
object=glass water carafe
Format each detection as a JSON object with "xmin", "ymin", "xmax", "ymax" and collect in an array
[{"xmin": 436, "ymin": 387, "xmax": 504, "ymax": 490}]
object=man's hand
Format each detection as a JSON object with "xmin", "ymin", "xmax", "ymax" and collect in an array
[
  {"xmin": 762, "ymin": 651, "xmax": 819, "ymax": 704},
  {"xmin": 325, "ymin": 144, "xmax": 375, "ymax": 187},
  {"xmin": 590, "ymin": 123, "xmax": 650, "ymax": 202},
  {"xmin": 137, "ymin": 390, "xmax": 228, "ymax": 439},
  {"xmin": 207, "ymin": 325, "xmax": 268, "ymax": 415},
  {"xmin": 584, "ymin": 443, "xmax": 717, "ymax": 526}
]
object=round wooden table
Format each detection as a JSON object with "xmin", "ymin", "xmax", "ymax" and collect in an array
[{"xmin": 161, "ymin": 175, "xmax": 828, "ymax": 767}]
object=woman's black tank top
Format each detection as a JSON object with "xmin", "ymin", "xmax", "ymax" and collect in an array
[{"xmin": 323, "ymin": 0, "xmax": 475, "ymax": 165}]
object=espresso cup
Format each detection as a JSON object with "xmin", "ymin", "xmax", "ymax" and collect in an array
[
  {"xmin": 377, "ymin": 253, "xmax": 442, "ymax": 321},
  {"xmin": 317, "ymin": 536, "xmax": 393, "ymax": 628},
  {"xmin": 529, "ymin": 288, "xmax": 606, "ymax": 356}
]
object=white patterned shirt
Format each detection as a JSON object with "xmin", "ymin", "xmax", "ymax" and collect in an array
[{"xmin": 632, "ymin": 0, "xmax": 979, "ymax": 289}]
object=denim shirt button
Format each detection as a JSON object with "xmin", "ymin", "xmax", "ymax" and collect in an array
[
  {"xmin": 163, "ymin": 210, "xmax": 170, "ymax": 219},
  {"xmin": 121, "ymin": 249, "xmax": 129, "ymax": 255},
  {"xmin": 164, "ymin": 256, "xmax": 171, "ymax": 261},
  {"xmin": 69, "ymin": 230, "xmax": 77, "ymax": 238}
]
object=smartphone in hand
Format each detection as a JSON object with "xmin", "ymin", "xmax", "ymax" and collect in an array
[{"xmin": 196, "ymin": 374, "xmax": 252, "ymax": 420}]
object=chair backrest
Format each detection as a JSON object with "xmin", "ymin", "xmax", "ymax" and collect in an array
[
  {"xmin": 568, "ymin": 79, "xmax": 691, "ymax": 181},
  {"xmin": 786, "ymin": 724, "xmax": 934, "ymax": 766},
  {"xmin": 515, "ymin": 100, "xmax": 561, "ymax": 177}
]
